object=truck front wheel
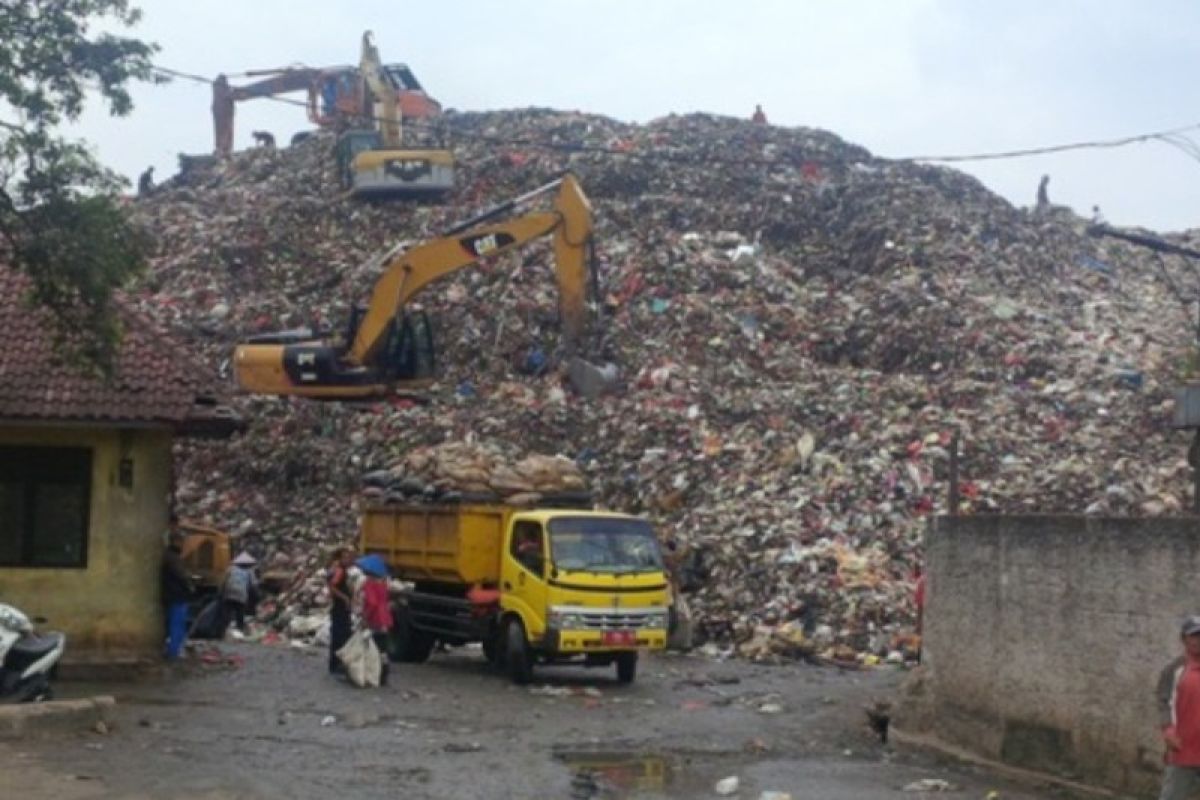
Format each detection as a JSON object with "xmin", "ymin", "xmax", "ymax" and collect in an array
[
  {"xmin": 505, "ymin": 619, "xmax": 534, "ymax": 685},
  {"xmin": 615, "ymin": 652, "xmax": 638, "ymax": 684},
  {"xmin": 482, "ymin": 629, "xmax": 500, "ymax": 665}
]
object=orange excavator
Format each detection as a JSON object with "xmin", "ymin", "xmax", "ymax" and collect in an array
[{"xmin": 211, "ymin": 37, "xmax": 441, "ymax": 157}]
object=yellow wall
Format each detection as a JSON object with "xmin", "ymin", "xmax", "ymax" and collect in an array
[{"xmin": 0, "ymin": 425, "xmax": 172, "ymax": 664}]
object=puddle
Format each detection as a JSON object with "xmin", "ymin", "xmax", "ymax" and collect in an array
[
  {"xmin": 556, "ymin": 750, "xmax": 673, "ymax": 798},
  {"xmin": 554, "ymin": 748, "xmax": 768, "ymax": 796}
]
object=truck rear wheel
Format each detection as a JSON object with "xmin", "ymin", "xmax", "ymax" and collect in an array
[
  {"xmin": 615, "ymin": 652, "xmax": 638, "ymax": 684},
  {"xmin": 392, "ymin": 606, "xmax": 435, "ymax": 664},
  {"xmin": 505, "ymin": 619, "xmax": 534, "ymax": 685}
]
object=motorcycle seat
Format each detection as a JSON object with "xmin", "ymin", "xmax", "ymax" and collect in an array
[{"xmin": 6, "ymin": 633, "xmax": 63, "ymax": 672}]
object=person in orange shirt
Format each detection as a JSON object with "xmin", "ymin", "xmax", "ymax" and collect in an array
[{"xmin": 1156, "ymin": 616, "xmax": 1200, "ymax": 799}]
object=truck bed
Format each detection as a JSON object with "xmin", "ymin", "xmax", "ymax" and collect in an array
[{"xmin": 361, "ymin": 504, "xmax": 510, "ymax": 585}]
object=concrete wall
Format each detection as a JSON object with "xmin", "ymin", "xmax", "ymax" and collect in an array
[
  {"xmin": 900, "ymin": 515, "xmax": 1200, "ymax": 796},
  {"xmin": 0, "ymin": 425, "xmax": 171, "ymax": 664}
]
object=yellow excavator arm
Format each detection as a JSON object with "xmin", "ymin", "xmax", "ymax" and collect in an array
[
  {"xmin": 234, "ymin": 174, "xmax": 593, "ymax": 399},
  {"xmin": 360, "ymin": 30, "xmax": 401, "ymax": 147}
]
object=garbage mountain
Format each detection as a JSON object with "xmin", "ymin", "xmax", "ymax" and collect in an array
[{"xmin": 131, "ymin": 109, "xmax": 1196, "ymax": 661}]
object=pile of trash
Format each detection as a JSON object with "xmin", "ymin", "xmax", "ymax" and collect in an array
[
  {"xmin": 363, "ymin": 441, "xmax": 589, "ymax": 506},
  {"xmin": 134, "ymin": 109, "xmax": 1198, "ymax": 662}
]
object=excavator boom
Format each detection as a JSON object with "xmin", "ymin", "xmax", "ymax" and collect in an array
[
  {"xmin": 234, "ymin": 174, "xmax": 593, "ymax": 399},
  {"xmin": 212, "ymin": 31, "xmax": 441, "ymax": 157}
]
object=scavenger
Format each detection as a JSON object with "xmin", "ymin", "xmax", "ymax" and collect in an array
[
  {"xmin": 357, "ymin": 554, "xmax": 393, "ymax": 687},
  {"xmin": 221, "ymin": 552, "xmax": 259, "ymax": 635},
  {"xmin": 1155, "ymin": 616, "xmax": 1200, "ymax": 799},
  {"xmin": 327, "ymin": 546, "xmax": 356, "ymax": 675},
  {"xmin": 160, "ymin": 520, "xmax": 194, "ymax": 661}
]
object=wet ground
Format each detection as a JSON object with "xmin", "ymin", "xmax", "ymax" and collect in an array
[{"xmin": 1, "ymin": 642, "xmax": 1080, "ymax": 799}]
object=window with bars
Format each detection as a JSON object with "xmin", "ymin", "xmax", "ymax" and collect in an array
[{"xmin": 0, "ymin": 446, "xmax": 92, "ymax": 568}]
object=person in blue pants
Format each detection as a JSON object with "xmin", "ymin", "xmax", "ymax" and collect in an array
[{"xmin": 160, "ymin": 527, "xmax": 194, "ymax": 660}]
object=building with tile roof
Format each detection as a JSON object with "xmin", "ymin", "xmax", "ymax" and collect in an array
[{"xmin": 0, "ymin": 267, "xmax": 240, "ymax": 665}]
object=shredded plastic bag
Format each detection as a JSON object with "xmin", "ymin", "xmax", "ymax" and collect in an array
[{"xmin": 337, "ymin": 629, "xmax": 382, "ymax": 687}]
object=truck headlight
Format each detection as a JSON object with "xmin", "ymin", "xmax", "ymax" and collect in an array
[
  {"xmin": 644, "ymin": 611, "xmax": 668, "ymax": 630},
  {"xmin": 548, "ymin": 609, "xmax": 587, "ymax": 629}
]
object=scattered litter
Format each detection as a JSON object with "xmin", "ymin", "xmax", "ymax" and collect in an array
[
  {"xmin": 714, "ymin": 775, "xmax": 740, "ymax": 795},
  {"xmin": 902, "ymin": 778, "xmax": 956, "ymax": 792}
]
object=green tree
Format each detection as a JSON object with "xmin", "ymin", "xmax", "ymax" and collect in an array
[{"xmin": 0, "ymin": 0, "xmax": 159, "ymax": 372}]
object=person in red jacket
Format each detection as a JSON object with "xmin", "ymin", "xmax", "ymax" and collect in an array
[
  {"xmin": 1156, "ymin": 616, "xmax": 1200, "ymax": 798},
  {"xmin": 361, "ymin": 570, "xmax": 394, "ymax": 687}
]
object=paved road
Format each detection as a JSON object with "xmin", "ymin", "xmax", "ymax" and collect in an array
[{"xmin": 1, "ymin": 642, "xmax": 1080, "ymax": 799}]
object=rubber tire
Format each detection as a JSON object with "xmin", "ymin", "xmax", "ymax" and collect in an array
[
  {"xmin": 505, "ymin": 619, "xmax": 534, "ymax": 685},
  {"xmin": 405, "ymin": 629, "xmax": 435, "ymax": 664},
  {"xmin": 615, "ymin": 652, "xmax": 638, "ymax": 684},
  {"xmin": 392, "ymin": 606, "xmax": 436, "ymax": 664},
  {"xmin": 482, "ymin": 629, "xmax": 500, "ymax": 665},
  {"xmin": 386, "ymin": 604, "xmax": 409, "ymax": 663}
]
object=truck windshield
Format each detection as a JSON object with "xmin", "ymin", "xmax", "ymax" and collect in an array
[{"xmin": 548, "ymin": 517, "xmax": 663, "ymax": 574}]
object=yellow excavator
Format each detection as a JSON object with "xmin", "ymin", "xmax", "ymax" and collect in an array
[
  {"xmin": 213, "ymin": 31, "xmax": 452, "ymax": 197},
  {"xmin": 234, "ymin": 173, "xmax": 593, "ymax": 398},
  {"xmin": 335, "ymin": 31, "xmax": 455, "ymax": 197}
]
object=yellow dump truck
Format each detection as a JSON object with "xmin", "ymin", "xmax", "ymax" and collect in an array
[{"xmin": 360, "ymin": 504, "xmax": 669, "ymax": 684}]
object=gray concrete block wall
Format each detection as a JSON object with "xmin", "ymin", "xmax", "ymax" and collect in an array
[{"xmin": 908, "ymin": 515, "xmax": 1200, "ymax": 796}]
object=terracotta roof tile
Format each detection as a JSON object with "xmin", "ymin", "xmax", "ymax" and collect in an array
[{"xmin": 0, "ymin": 266, "xmax": 236, "ymax": 432}]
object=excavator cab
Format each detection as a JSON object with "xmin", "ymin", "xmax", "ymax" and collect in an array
[
  {"xmin": 382, "ymin": 312, "xmax": 436, "ymax": 380},
  {"xmin": 336, "ymin": 130, "xmax": 455, "ymax": 198},
  {"xmin": 238, "ymin": 312, "xmax": 436, "ymax": 398}
]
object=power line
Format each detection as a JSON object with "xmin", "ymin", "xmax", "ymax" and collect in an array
[
  {"xmin": 149, "ymin": 62, "xmax": 1200, "ymax": 171},
  {"xmin": 905, "ymin": 122, "xmax": 1200, "ymax": 163}
]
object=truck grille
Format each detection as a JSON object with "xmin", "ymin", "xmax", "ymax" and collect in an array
[{"xmin": 579, "ymin": 611, "xmax": 655, "ymax": 630}]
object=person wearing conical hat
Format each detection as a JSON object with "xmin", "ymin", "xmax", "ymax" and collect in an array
[{"xmin": 221, "ymin": 552, "xmax": 259, "ymax": 635}]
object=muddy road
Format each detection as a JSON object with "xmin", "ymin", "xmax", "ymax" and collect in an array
[{"xmin": 3, "ymin": 643, "xmax": 1075, "ymax": 799}]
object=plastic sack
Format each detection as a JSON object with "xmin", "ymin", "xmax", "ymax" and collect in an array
[{"xmin": 336, "ymin": 629, "xmax": 382, "ymax": 687}]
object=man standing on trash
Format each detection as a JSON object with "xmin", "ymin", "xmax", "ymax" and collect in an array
[
  {"xmin": 327, "ymin": 547, "xmax": 356, "ymax": 675},
  {"xmin": 160, "ymin": 519, "xmax": 194, "ymax": 661},
  {"xmin": 1155, "ymin": 616, "xmax": 1200, "ymax": 799}
]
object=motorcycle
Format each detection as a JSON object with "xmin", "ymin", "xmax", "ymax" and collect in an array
[{"xmin": 0, "ymin": 603, "xmax": 65, "ymax": 702}]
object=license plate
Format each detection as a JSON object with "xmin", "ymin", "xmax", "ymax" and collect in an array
[{"xmin": 603, "ymin": 630, "xmax": 637, "ymax": 647}]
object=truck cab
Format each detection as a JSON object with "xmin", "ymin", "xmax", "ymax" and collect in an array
[{"xmin": 500, "ymin": 511, "xmax": 669, "ymax": 682}]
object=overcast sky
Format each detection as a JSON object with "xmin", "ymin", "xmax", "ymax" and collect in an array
[{"xmin": 71, "ymin": 0, "xmax": 1200, "ymax": 231}]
